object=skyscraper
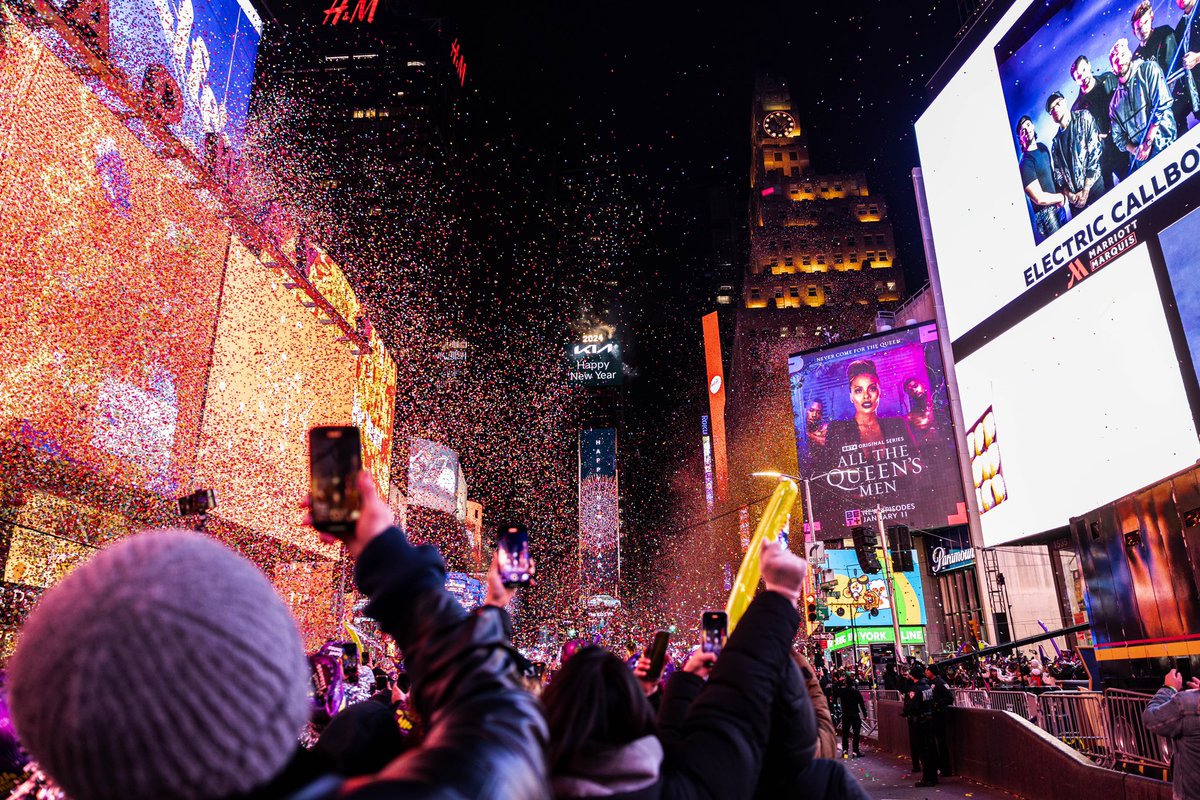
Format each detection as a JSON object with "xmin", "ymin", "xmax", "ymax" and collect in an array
[{"xmin": 725, "ymin": 74, "xmax": 905, "ymax": 533}]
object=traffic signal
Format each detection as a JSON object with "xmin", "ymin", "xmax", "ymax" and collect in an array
[
  {"xmin": 888, "ymin": 525, "xmax": 914, "ymax": 572},
  {"xmin": 806, "ymin": 594, "xmax": 818, "ymax": 623},
  {"xmin": 851, "ymin": 526, "xmax": 882, "ymax": 574}
]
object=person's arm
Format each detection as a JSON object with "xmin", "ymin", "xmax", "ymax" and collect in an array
[
  {"xmin": 1024, "ymin": 180, "xmax": 1064, "ymax": 208},
  {"xmin": 329, "ymin": 475, "xmax": 548, "ymax": 800},
  {"xmin": 1081, "ymin": 112, "xmax": 1102, "ymax": 202},
  {"xmin": 1137, "ymin": 62, "xmax": 1175, "ymax": 159},
  {"xmin": 662, "ymin": 540, "xmax": 805, "ymax": 799},
  {"xmin": 795, "ymin": 654, "xmax": 837, "ymax": 760},
  {"xmin": 1111, "ymin": 100, "xmax": 1132, "ymax": 155},
  {"xmin": 658, "ymin": 667, "xmax": 706, "ymax": 756}
]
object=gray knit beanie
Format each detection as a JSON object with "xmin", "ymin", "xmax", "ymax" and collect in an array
[{"xmin": 8, "ymin": 529, "xmax": 311, "ymax": 800}]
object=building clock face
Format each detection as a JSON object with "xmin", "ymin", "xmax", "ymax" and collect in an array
[{"xmin": 762, "ymin": 111, "xmax": 796, "ymax": 138}]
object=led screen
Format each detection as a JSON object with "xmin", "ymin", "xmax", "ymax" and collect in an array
[
  {"xmin": 788, "ymin": 324, "xmax": 966, "ymax": 539},
  {"xmin": 408, "ymin": 438, "xmax": 460, "ymax": 515},
  {"xmin": 579, "ymin": 428, "xmax": 619, "ymax": 600},
  {"xmin": 917, "ymin": 0, "xmax": 1200, "ymax": 544},
  {"xmin": 93, "ymin": 0, "xmax": 264, "ymax": 157},
  {"xmin": 353, "ymin": 326, "xmax": 397, "ymax": 492},
  {"xmin": 192, "ymin": 237, "xmax": 357, "ymax": 554},
  {"xmin": 822, "ymin": 548, "xmax": 926, "ymax": 630},
  {"xmin": 566, "ymin": 339, "xmax": 623, "ymax": 387},
  {"xmin": 0, "ymin": 19, "xmax": 229, "ymax": 495}
]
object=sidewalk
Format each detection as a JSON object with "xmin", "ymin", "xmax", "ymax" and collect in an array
[{"xmin": 843, "ymin": 744, "xmax": 1019, "ymax": 799}]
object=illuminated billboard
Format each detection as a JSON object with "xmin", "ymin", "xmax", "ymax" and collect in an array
[
  {"xmin": 60, "ymin": 0, "xmax": 265, "ymax": 157},
  {"xmin": 823, "ymin": 548, "xmax": 926, "ymax": 630},
  {"xmin": 408, "ymin": 438, "xmax": 460, "ymax": 515},
  {"xmin": 566, "ymin": 333, "xmax": 622, "ymax": 387},
  {"xmin": 788, "ymin": 324, "xmax": 966, "ymax": 538},
  {"xmin": 702, "ymin": 312, "xmax": 729, "ymax": 501},
  {"xmin": 353, "ymin": 325, "xmax": 397, "ymax": 491},
  {"xmin": 917, "ymin": 0, "xmax": 1200, "ymax": 545},
  {"xmin": 192, "ymin": 237, "xmax": 357, "ymax": 555},
  {"xmin": 0, "ymin": 19, "xmax": 229, "ymax": 495},
  {"xmin": 579, "ymin": 428, "xmax": 619, "ymax": 601},
  {"xmin": 701, "ymin": 415, "xmax": 715, "ymax": 515}
]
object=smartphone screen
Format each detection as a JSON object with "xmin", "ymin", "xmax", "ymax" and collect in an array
[
  {"xmin": 645, "ymin": 630, "xmax": 671, "ymax": 682},
  {"xmin": 701, "ymin": 610, "xmax": 728, "ymax": 657},
  {"xmin": 309, "ymin": 426, "xmax": 362, "ymax": 534},
  {"xmin": 497, "ymin": 524, "xmax": 532, "ymax": 587}
]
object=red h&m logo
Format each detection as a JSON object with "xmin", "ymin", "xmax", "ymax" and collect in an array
[
  {"xmin": 451, "ymin": 39, "xmax": 467, "ymax": 86},
  {"xmin": 323, "ymin": 0, "xmax": 378, "ymax": 26}
]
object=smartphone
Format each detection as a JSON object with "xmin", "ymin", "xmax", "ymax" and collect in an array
[
  {"xmin": 309, "ymin": 426, "xmax": 363, "ymax": 535},
  {"xmin": 497, "ymin": 524, "xmax": 532, "ymax": 588},
  {"xmin": 645, "ymin": 630, "xmax": 671, "ymax": 682},
  {"xmin": 341, "ymin": 641, "xmax": 360, "ymax": 683},
  {"xmin": 701, "ymin": 610, "xmax": 728, "ymax": 657}
]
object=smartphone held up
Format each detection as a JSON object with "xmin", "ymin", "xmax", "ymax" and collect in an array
[
  {"xmin": 497, "ymin": 524, "xmax": 533, "ymax": 588},
  {"xmin": 644, "ymin": 630, "xmax": 671, "ymax": 682},
  {"xmin": 701, "ymin": 610, "xmax": 728, "ymax": 658},
  {"xmin": 309, "ymin": 426, "xmax": 363, "ymax": 536}
]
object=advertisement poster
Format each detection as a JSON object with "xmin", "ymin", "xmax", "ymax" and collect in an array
[
  {"xmin": 0, "ymin": 20, "xmax": 229, "ymax": 494},
  {"xmin": 353, "ymin": 326, "xmax": 397, "ymax": 491},
  {"xmin": 408, "ymin": 438, "xmax": 460, "ymax": 515},
  {"xmin": 823, "ymin": 548, "xmax": 927, "ymax": 630},
  {"xmin": 566, "ymin": 338, "xmax": 622, "ymax": 387},
  {"xmin": 995, "ymin": 0, "xmax": 1198, "ymax": 244},
  {"xmin": 789, "ymin": 324, "xmax": 965, "ymax": 539},
  {"xmin": 579, "ymin": 428, "xmax": 619, "ymax": 601},
  {"xmin": 102, "ymin": 0, "xmax": 264, "ymax": 157}
]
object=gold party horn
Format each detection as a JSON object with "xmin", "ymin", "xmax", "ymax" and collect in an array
[{"xmin": 725, "ymin": 478, "xmax": 799, "ymax": 631}]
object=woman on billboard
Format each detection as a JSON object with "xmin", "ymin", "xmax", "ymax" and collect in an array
[{"xmin": 819, "ymin": 359, "xmax": 919, "ymax": 474}]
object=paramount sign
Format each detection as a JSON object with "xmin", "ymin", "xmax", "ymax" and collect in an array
[{"xmin": 930, "ymin": 544, "xmax": 975, "ymax": 575}]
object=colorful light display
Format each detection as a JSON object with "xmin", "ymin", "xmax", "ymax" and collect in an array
[
  {"xmin": 579, "ymin": 428, "xmax": 619, "ymax": 603},
  {"xmin": 0, "ymin": 17, "xmax": 230, "ymax": 496},
  {"xmin": 192, "ymin": 236, "xmax": 358, "ymax": 555}
]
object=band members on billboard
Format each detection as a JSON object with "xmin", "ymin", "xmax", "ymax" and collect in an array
[
  {"xmin": 1109, "ymin": 38, "xmax": 1177, "ymax": 168},
  {"xmin": 1132, "ymin": 1, "xmax": 1192, "ymax": 133},
  {"xmin": 1176, "ymin": 0, "xmax": 1200, "ymax": 128},
  {"xmin": 1016, "ymin": 116, "xmax": 1067, "ymax": 240},
  {"xmin": 1071, "ymin": 56, "xmax": 1129, "ymax": 187},
  {"xmin": 1046, "ymin": 92, "xmax": 1106, "ymax": 214},
  {"xmin": 806, "ymin": 399, "xmax": 830, "ymax": 449}
]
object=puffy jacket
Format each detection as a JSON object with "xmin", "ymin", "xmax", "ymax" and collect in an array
[
  {"xmin": 793, "ymin": 655, "xmax": 836, "ymax": 760},
  {"xmin": 1143, "ymin": 687, "xmax": 1200, "ymax": 800},
  {"xmin": 281, "ymin": 527, "xmax": 550, "ymax": 800}
]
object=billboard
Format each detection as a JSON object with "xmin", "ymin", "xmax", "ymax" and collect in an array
[
  {"xmin": 408, "ymin": 438, "xmax": 460, "ymax": 515},
  {"xmin": 788, "ymin": 324, "xmax": 966, "ymax": 538},
  {"xmin": 823, "ymin": 548, "xmax": 927, "ymax": 630},
  {"xmin": 579, "ymin": 428, "xmax": 619, "ymax": 601},
  {"xmin": 917, "ymin": 0, "xmax": 1200, "ymax": 545},
  {"xmin": 50, "ymin": 0, "xmax": 265, "ymax": 158},
  {"xmin": 701, "ymin": 415, "xmax": 715, "ymax": 514},
  {"xmin": 566, "ymin": 335, "xmax": 622, "ymax": 387},
  {"xmin": 192, "ymin": 236, "xmax": 357, "ymax": 554},
  {"xmin": 0, "ymin": 19, "xmax": 229, "ymax": 495},
  {"xmin": 702, "ymin": 312, "xmax": 729, "ymax": 501},
  {"xmin": 353, "ymin": 325, "xmax": 397, "ymax": 491}
]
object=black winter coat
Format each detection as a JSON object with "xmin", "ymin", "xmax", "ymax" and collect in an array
[{"xmin": 266, "ymin": 527, "xmax": 550, "ymax": 800}]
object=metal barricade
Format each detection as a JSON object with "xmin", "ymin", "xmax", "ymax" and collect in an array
[
  {"xmin": 1104, "ymin": 689, "xmax": 1172, "ymax": 771},
  {"xmin": 954, "ymin": 688, "xmax": 991, "ymax": 709},
  {"xmin": 853, "ymin": 689, "xmax": 899, "ymax": 739},
  {"xmin": 1038, "ymin": 691, "xmax": 1111, "ymax": 764},
  {"xmin": 987, "ymin": 689, "xmax": 1040, "ymax": 722}
]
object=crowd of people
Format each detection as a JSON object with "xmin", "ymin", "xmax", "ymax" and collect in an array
[{"xmin": 0, "ymin": 471, "xmax": 875, "ymax": 800}]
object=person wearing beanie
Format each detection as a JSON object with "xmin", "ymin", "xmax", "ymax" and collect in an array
[{"xmin": 10, "ymin": 471, "xmax": 549, "ymax": 800}]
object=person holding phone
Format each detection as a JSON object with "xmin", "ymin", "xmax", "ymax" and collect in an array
[{"xmin": 1143, "ymin": 667, "xmax": 1200, "ymax": 800}]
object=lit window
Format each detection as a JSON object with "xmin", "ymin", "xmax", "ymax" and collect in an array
[
  {"xmin": 817, "ymin": 254, "xmax": 826, "ymax": 264},
  {"xmin": 886, "ymin": 281, "xmax": 897, "ymax": 290},
  {"xmin": 407, "ymin": 60, "xmax": 426, "ymax": 67},
  {"xmin": 808, "ymin": 287, "xmax": 818, "ymax": 298},
  {"xmin": 880, "ymin": 251, "xmax": 889, "ymax": 260},
  {"xmin": 869, "ymin": 205, "xmax": 879, "ymax": 215},
  {"xmin": 352, "ymin": 109, "xmax": 365, "ymax": 119},
  {"xmin": 789, "ymin": 286, "xmax": 800, "ymax": 297},
  {"xmin": 835, "ymin": 255, "xmax": 844, "ymax": 264},
  {"xmin": 866, "ymin": 251, "xmax": 875, "ymax": 261},
  {"xmin": 784, "ymin": 256, "xmax": 794, "ymax": 266},
  {"xmin": 775, "ymin": 288, "xmax": 784, "ymax": 298},
  {"xmin": 802, "ymin": 255, "xmax": 811, "ymax": 265}
]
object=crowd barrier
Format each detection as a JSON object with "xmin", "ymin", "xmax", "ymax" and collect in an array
[{"xmin": 950, "ymin": 686, "xmax": 1172, "ymax": 773}]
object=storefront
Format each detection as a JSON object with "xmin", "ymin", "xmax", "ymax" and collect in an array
[{"xmin": 925, "ymin": 526, "xmax": 986, "ymax": 655}]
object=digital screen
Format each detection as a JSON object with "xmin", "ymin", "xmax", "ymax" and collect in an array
[
  {"xmin": 566, "ymin": 338, "xmax": 622, "ymax": 387},
  {"xmin": 408, "ymin": 438, "xmax": 460, "ymax": 515},
  {"xmin": 917, "ymin": 0, "xmax": 1200, "ymax": 544},
  {"xmin": 0, "ymin": 19, "xmax": 229, "ymax": 494},
  {"xmin": 579, "ymin": 428, "xmax": 619, "ymax": 600},
  {"xmin": 274, "ymin": 561, "xmax": 338, "ymax": 652},
  {"xmin": 788, "ymin": 324, "xmax": 966, "ymax": 539},
  {"xmin": 353, "ymin": 325, "xmax": 397, "ymax": 492},
  {"xmin": 97, "ymin": 0, "xmax": 263, "ymax": 157},
  {"xmin": 444, "ymin": 572, "xmax": 485, "ymax": 611},
  {"xmin": 192, "ymin": 237, "xmax": 357, "ymax": 554},
  {"xmin": 823, "ymin": 548, "xmax": 927, "ymax": 630}
]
